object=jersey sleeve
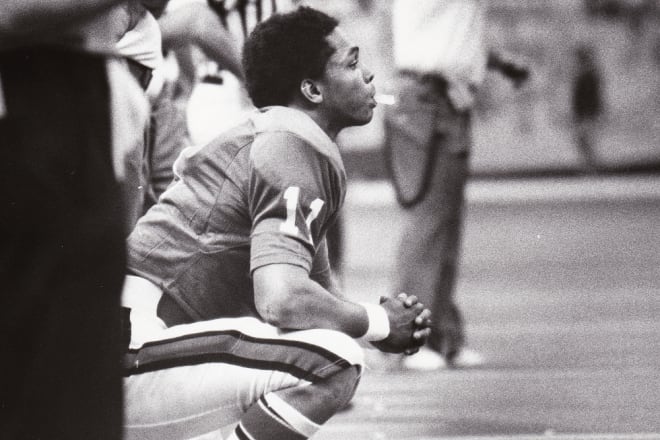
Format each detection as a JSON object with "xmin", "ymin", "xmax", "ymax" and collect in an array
[
  {"xmin": 309, "ymin": 237, "xmax": 334, "ymax": 290},
  {"xmin": 248, "ymin": 132, "xmax": 342, "ymax": 273}
]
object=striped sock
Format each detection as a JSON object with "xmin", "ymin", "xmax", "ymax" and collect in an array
[{"xmin": 228, "ymin": 393, "xmax": 320, "ymax": 440}]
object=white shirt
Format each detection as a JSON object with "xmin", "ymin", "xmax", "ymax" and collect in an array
[
  {"xmin": 116, "ymin": 10, "xmax": 163, "ymax": 72},
  {"xmin": 392, "ymin": 0, "xmax": 489, "ymax": 109},
  {"xmin": 116, "ymin": 10, "xmax": 165, "ymax": 98}
]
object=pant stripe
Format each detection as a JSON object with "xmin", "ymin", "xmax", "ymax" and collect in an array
[{"xmin": 124, "ymin": 329, "xmax": 351, "ymax": 381}]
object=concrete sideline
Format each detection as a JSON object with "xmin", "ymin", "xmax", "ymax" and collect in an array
[{"xmin": 346, "ymin": 174, "xmax": 660, "ymax": 207}]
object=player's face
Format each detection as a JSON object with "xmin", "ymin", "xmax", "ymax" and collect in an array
[{"xmin": 317, "ymin": 28, "xmax": 376, "ymax": 130}]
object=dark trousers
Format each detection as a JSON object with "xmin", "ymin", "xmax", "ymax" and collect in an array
[
  {"xmin": 0, "ymin": 47, "xmax": 125, "ymax": 439},
  {"xmin": 386, "ymin": 74, "xmax": 471, "ymax": 359}
]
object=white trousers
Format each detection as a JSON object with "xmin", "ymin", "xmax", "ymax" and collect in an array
[{"xmin": 121, "ymin": 276, "xmax": 364, "ymax": 440}]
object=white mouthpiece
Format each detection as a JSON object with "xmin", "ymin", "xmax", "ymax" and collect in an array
[{"xmin": 374, "ymin": 94, "xmax": 396, "ymax": 106}]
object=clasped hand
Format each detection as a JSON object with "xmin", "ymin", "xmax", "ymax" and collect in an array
[{"xmin": 371, "ymin": 293, "xmax": 431, "ymax": 355}]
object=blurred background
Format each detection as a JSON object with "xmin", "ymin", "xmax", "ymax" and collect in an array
[
  {"xmin": 322, "ymin": 0, "xmax": 660, "ymax": 179},
  {"xmin": 188, "ymin": 0, "xmax": 660, "ymax": 178}
]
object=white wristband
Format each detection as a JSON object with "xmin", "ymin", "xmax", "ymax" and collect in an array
[{"xmin": 359, "ymin": 302, "xmax": 390, "ymax": 342}]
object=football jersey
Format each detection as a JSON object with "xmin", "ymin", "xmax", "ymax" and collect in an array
[{"xmin": 127, "ymin": 106, "xmax": 346, "ymax": 323}]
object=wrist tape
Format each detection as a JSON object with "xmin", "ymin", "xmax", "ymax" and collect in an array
[{"xmin": 359, "ymin": 302, "xmax": 390, "ymax": 341}]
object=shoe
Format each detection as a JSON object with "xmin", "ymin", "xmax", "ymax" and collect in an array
[
  {"xmin": 401, "ymin": 347, "xmax": 447, "ymax": 371},
  {"xmin": 402, "ymin": 347, "xmax": 485, "ymax": 371},
  {"xmin": 447, "ymin": 348, "xmax": 484, "ymax": 368}
]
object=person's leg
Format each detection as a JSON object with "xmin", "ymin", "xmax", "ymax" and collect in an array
[
  {"xmin": 229, "ymin": 365, "xmax": 360, "ymax": 440},
  {"xmin": 0, "ymin": 47, "xmax": 125, "ymax": 439},
  {"xmin": 229, "ymin": 326, "xmax": 362, "ymax": 440},
  {"xmin": 395, "ymin": 97, "xmax": 469, "ymax": 363},
  {"xmin": 426, "ymin": 148, "xmax": 468, "ymax": 360},
  {"xmin": 390, "ymin": 77, "xmax": 442, "ymax": 315},
  {"xmin": 123, "ymin": 318, "xmax": 363, "ymax": 440},
  {"xmin": 396, "ymin": 150, "xmax": 467, "ymax": 356},
  {"xmin": 575, "ymin": 119, "xmax": 599, "ymax": 173}
]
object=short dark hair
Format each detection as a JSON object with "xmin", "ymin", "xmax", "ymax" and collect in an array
[{"xmin": 242, "ymin": 6, "xmax": 339, "ymax": 108}]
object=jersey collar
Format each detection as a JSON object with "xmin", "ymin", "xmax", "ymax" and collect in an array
[{"xmin": 251, "ymin": 106, "xmax": 343, "ymax": 169}]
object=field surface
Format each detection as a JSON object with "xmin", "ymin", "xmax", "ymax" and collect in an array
[{"xmin": 314, "ymin": 175, "xmax": 660, "ymax": 440}]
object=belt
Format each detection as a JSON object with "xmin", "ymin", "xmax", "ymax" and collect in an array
[{"xmin": 398, "ymin": 69, "xmax": 449, "ymax": 89}]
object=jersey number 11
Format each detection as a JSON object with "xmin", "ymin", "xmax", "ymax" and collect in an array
[{"xmin": 280, "ymin": 186, "xmax": 324, "ymax": 243}]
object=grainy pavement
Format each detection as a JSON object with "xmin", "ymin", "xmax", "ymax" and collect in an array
[{"xmin": 314, "ymin": 174, "xmax": 660, "ymax": 440}]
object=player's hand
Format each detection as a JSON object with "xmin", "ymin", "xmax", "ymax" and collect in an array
[
  {"xmin": 371, "ymin": 296, "xmax": 431, "ymax": 354},
  {"xmin": 390, "ymin": 293, "xmax": 433, "ymax": 329},
  {"xmin": 392, "ymin": 293, "xmax": 432, "ymax": 354}
]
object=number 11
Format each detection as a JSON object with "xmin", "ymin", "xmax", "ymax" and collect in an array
[{"xmin": 280, "ymin": 186, "xmax": 324, "ymax": 243}]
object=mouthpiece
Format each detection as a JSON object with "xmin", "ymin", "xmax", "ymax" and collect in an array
[{"xmin": 374, "ymin": 94, "xmax": 396, "ymax": 106}]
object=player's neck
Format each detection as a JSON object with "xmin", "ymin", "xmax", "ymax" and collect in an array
[{"xmin": 287, "ymin": 103, "xmax": 341, "ymax": 141}]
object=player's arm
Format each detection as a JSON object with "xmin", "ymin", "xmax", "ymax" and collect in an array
[
  {"xmin": 253, "ymin": 263, "xmax": 430, "ymax": 353},
  {"xmin": 249, "ymin": 133, "xmax": 429, "ymax": 352},
  {"xmin": 158, "ymin": 2, "xmax": 244, "ymax": 80},
  {"xmin": 254, "ymin": 263, "xmax": 365, "ymax": 335},
  {"xmin": 309, "ymin": 237, "xmax": 343, "ymax": 297}
]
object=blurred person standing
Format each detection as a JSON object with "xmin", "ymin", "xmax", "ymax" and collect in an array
[
  {"xmin": 117, "ymin": 1, "xmax": 305, "ymax": 230},
  {"xmin": 385, "ymin": 0, "xmax": 529, "ymax": 370},
  {"xmin": 116, "ymin": 3, "xmax": 169, "ymax": 226},
  {"xmin": 176, "ymin": 0, "xmax": 300, "ymax": 145},
  {"xmin": 118, "ymin": 1, "xmax": 246, "ymax": 226},
  {"xmin": 0, "ymin": 1, "xmax": 151, "ymax": 438},
  {"xmin": 117, "ymin": 0, "xmax": 249, "ymax": 223},
  {"xmin": 157, "ymin": 0, "xmax": 248, "ymax": 105},
  {"xmin": 571, "ymin": 44, "xmax": 603, "ymax": 173}
]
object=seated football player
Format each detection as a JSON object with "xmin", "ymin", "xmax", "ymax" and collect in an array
[{"xmin": 121, "ymin": 6, "xmax": 432, "ymax": 440}]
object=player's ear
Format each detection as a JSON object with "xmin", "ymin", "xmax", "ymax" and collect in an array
[{"xmin": 300, "ymin": 79, "xmax": 323, "ymax": 104}]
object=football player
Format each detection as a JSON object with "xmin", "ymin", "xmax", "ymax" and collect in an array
[{"xmin": 121, "ymin": 6, "xmax": 431, "ymax": 440}]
